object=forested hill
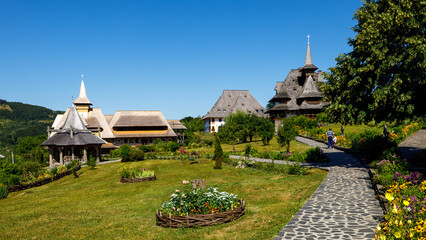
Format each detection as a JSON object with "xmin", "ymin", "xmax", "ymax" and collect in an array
[{"xmin": 0, "ymin": 99, "xmax": 63, "ymax": 146}]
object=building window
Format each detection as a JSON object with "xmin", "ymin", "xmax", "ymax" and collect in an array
[
  {"xmin": 218, "ymin": 109, "xmax": 221, "ymax": 113},
  {"xmin": 224, "ymin": 109, "xmax": 226, "ymax": 113}
]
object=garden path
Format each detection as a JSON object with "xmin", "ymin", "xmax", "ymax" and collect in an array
[
  {"xmin": 231, "ymin": 136, "xmax": 383, "ymax": 240},
  {"xmin": 398, "ymin": 129, "xmax": 426, "ymax": 162}
]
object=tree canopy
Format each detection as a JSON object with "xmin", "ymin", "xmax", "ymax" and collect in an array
[
  {"xmin": 277, "ymin": 118, "xmax": 298, "ymax": 152},
  {"xmin": 323, "ymin": 0, "xmax": 425, "ymax": 124},
  {"xmin": 218, "ymin": 111, "xmax": 274, "ymax": 144}
]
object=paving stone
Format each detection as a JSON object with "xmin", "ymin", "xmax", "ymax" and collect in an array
[{"xmin": 231, "ymin": 136, "xmax": 384, "ymax": 239}]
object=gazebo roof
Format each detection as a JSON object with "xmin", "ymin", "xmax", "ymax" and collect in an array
[{"xmin": 41, "ymin": 107, "xmax": 106, "ymax": 146}]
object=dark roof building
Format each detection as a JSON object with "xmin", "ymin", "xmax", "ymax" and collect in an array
[
  {"xmin": 203, "ymin": 90, "xmax": 266, "ymax": 132},
  {"xmin": 266, "ymin": 40, "xmax": 328, "ymax": 119}
]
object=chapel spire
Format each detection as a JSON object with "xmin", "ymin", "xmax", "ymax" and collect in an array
[
  {"xmin": 303, "ymin": 35, "xmax": 318, "ymax": 70},
  {"xmin": 73, "ymin": 78, "xmax": 92, "ymax": 106}
]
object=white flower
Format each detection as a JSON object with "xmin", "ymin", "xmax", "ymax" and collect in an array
[{"xmin": 175, "ymin": 189, "xmax": 180, "ymax": 193}]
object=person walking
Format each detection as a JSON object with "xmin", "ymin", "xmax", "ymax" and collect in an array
[{"xmin": 326, "ymin": 128, "xmax": 334, "ymax": 149}]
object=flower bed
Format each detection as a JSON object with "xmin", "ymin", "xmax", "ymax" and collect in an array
[
  {"xmin": 373, "ymin": 154, "xmax": 426, "ymax": 239},
  {"xmin": 6, "ymin": 163, "xmax": 81, "ymax": 193},
  {"xmin": 118, "ymin": 167, "xmax": 156, "ymax": 183},
  {"xmin": 120, "ymin": 175, "xmax": 156, "ymax": 183},
  {"xmin": 157, "ymin": 187, "xmax": 245, "ymax": 228},
  {"xmin": 156, "ymin": 199, "xmax": 245, "ymax": 228}
]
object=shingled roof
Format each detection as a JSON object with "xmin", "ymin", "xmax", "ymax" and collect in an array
[
  {"xmin": 266, "ymin": 39, "xmax": 327, "ymax": 115},
  {"xmin": 167, "ymin": 120, "xmax": 187, "ymax": 130},
  {"xmin": 298, "ymin": 76, "xmax": 324, "ymax": 99},
  {"xmin": 42, "ymin": 107, "xmax": 106, "ymax": 146},
  {"xmin": 203, "ymin": 90, "xmax": 266, "ymax": 119}
]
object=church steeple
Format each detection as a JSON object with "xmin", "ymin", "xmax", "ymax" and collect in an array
[
  {"xmin": 73, "ymin": 76, "xmax": 92, "ymax": 118},
  {"xmin": 302, "ymin": 36, "xmax": 318, "ymax": 71},
  {"xmin": 73, "ymin": 78, "xmax": 92, "ymax": 106}
]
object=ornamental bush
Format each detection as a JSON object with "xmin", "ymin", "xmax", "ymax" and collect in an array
[
  {"xmin": 160, "ymin": 187, "xmax": 239, "ymax": 216},
  {"xmin": 305, "ymin": 147, "xmax": 329, "ymax": 163},
  {"xmin": 87, "ymin": 156, "xmax": 96, "ymax": 169},
  {"xmin": 0, "ymin": 184, "xmax": 8, "ymax": 199},
  {"xmin": 117, "ymin": 167, "xmax": 154, "ymax": 179}
]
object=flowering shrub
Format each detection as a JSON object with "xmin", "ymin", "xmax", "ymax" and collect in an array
[
  {"xmin": 0, "ymin": 183, "xmax": 8, "ymax": 199},
  {"xmin": 376, "ymin": 181, "xmax": 426, "ymax": 239},
  {"xmin": 373, "ymin": 156, "xmax": 410, "ymax": 187},
  {"xmin": 117, "ymin": 167, "xmax": 154, "ymax": 179},
  {"xmin": 160, "ymin": 187, "xmax": 240, "ymax": 216}
]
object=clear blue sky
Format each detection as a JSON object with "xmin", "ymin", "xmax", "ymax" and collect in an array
[{"xmin": 0, "ymin": 0, "xmax": 362, "ymax": 120}]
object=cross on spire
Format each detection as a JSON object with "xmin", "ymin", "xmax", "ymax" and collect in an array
[{"xmin": 307, "ymin": 35, "xmax": 310, "ymax": 44}]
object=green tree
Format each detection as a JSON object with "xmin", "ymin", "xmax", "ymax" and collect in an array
[
  {"xmin": 277, "ymin": 118, "xmax": 298, "ymax": 152},
  {"xmin": 323, "ymin": 0, "xmax": 425, "ymax": 124},
  {"xmin": 180, "ymin": 116, "xmax": 204, "ymax": 144},
  {"xmin": 257, "ymin": 117, "xmax": 275, "ymax": 145},
  {"xmin": 218, "ymin": 111, "xmax": 250, "ymax": 146},
  {"xmin": 213, "ymin": 134, "xmax": 223, "ymax": 169}
]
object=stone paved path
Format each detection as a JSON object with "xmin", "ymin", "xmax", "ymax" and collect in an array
[
  {"xmin": 232, "ymin": 136, "xmax": 384, "ymax": 239},
  {"xmin": 398, "ymin": 129, "xmax": 426, "ymax": 161}
]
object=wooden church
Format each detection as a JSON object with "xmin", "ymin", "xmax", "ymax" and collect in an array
[{"xmin": 266, "ymin": 39, "xmax": 328, "ymax": 119}]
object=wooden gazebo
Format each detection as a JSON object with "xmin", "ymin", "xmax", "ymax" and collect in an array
[{"xmin": 41, "ymin": 107, "xmax": 107, "ymax": 167}]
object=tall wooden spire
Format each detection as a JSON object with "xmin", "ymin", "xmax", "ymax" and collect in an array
[
  {"xmin": 303, "ymin": 36, "xmax": 318, "ymax": 70},
  {"xmin": 73, "ymin": 78, "xmax": 92, "ymax": 118}
]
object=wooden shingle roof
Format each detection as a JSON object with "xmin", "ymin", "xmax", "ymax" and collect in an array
[{"xmin": 203, "ymin": 90, "xmax": 266, "ymax": 119}]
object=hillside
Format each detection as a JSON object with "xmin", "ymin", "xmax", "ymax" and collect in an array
[{"xmin": 0, "ymin": 99, "xmax": 63, "ymax": 146}]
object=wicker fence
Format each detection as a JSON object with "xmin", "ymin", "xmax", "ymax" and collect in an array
[
  {"xmin": 6, "ymin": 165, "xmax": 81, "ymax": 193},
  {"xmin": 156, "ymin": 199, "xmax": 246, "ymax": 228},
  {"xmin": 120, "ymin": 175, "xmax": 157, "ymax": 183}
]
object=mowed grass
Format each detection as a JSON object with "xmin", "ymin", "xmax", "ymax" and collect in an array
[
  {"xmin": 191, "ymin": 138, "xmax": 312, "ymax": 154},
  {"xmin": 324, "ymin": 123, "xmax": 381, "ymax": 135},
  {"xmin": 0, "ymin": 159, "xmax": 326, "ymax": 240}
]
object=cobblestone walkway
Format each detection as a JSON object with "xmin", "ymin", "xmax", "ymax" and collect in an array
[
  {"xmin": 232, "ymin": 137, "xmax": 384, "ymax": 239},
  {"xmin": 398, "ymin": 129, "xmax": 426, "ymax": 161}
]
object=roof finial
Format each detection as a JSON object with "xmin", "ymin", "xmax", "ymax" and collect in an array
[
  {"xmin": 81, "ymin": 74, "xmax": 84, "ymax": 81},
  {"xmin": 304, "ymin": 35, "xmax": 313, "ymax": 66}
]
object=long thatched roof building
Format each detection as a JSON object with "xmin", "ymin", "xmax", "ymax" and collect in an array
[{"xmin": 51, "ymin": 80, "xmax": 186, "ymax": 149}]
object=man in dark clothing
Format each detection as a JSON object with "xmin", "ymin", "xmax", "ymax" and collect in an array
[{"xmin": 326, "ymin": 128, "xmax": 334, "ymax": 149}]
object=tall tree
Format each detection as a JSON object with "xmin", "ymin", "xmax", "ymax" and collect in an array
[
  {"xmin": 218, "ymin": 110, "xmax": 250, "ymax": 145},
  {"xmin": 257, "ymin": 117, "xmax": 275, "ymax": 145},
  {"xmin": 277, "ymin": 118, "xmax": 298, "ymax": 152},
  {"xmin": 323, "ymin": 0, "xmax": 425, "ymax": 124}
]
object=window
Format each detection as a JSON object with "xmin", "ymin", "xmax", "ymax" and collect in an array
[
  {"xmin": 218, "ymin": 109, "xmax": 221, "ymax": 113},
  {"xmin": 224, "ymin": 109, "xmax": 226, "ymax": 113}
]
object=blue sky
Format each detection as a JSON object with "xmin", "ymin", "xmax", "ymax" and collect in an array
[{"xmin": 0, "ymin": 0, "xmax": 362, "ymax": 120}]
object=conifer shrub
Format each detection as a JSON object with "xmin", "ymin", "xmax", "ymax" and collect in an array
[{"xmin": 213, "ymin": 134, "xmax": 223, "ymax": 169}]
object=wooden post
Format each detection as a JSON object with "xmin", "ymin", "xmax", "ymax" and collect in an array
[
  {"xmin": 49, "ymin": 148, "xmax": 53, "ymax": 167},
  {"xmin": 60, "ymin": 147, "xmax": 64, "ymax": 165},
  {"xmin": 83, "ymin": 147, "xmax": 87, "ymax": 163},
  {"xmin": 71, "ymin": 146, "xmax": 75, "ymax": 161},
  {"xmin": 96, "ymin": 146, "xmax": 100, "ymax": 163}
]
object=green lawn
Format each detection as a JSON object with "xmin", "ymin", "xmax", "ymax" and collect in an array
[
  {"xmin": 324, "ymin": 123, "xmax": 381, "ymax": 135},
  {"xmin": 190, "ymin": 138, "xmax": 312, "ymax": 154},
  {"xmin": 0, "ymin": 159, "xmax": 326, "ymax": 240}
]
